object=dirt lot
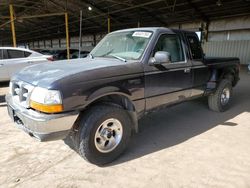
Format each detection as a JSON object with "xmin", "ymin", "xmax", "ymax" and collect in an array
[{"xmin": 1, "ymin": 71, "xmax": 250, "ymax": 188}]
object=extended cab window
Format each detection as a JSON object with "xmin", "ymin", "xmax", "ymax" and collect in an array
[
  {"xmin": 153, "ymin": 34, "xmax": 184, "ymax": 62},
  {"xmin": 187, "ymin": 35, "xmax": 203, "ymax": 60},
  {"xmin": 0, "ymin": 50, "xmax": 3, "ymax": 60},
  {"xmin": 7, "ymin": 50, "xmax": 25, "ymax": 59}
]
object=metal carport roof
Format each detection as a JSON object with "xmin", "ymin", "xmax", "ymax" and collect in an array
[{"xmin": 0, "ymin": 0, "xmax": 250, "ymax": 44}]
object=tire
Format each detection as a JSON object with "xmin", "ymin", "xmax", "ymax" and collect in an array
[
  {"xmin": 208, "ymin": 79, "xmax": 233, "ymax": 112},
  {"xmin": 74, "ymin": 104, "xmax": 132, "ymax": 166}
]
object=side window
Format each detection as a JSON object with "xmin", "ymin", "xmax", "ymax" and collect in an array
[
  {"xmin": 187, "ymin": 35, "xmax": 203, "ymax": 60},
  {"xmin": 24, "ymin": 51, "xmax": 31, "ymax": 57},
  {"xmin": 7, "ymin": 50, "xmax": 25, "ymax": 59},
  {"xmin": 0, "ymin": 50, "xmax": 2, "ymax": 60},
  {"xmin": 153, "ymin": 34, "xmax": 184, "ymax": 62}
]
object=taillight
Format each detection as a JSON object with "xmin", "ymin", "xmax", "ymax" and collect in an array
[{"xmin": 47, "ymin": 56, "xmax": 54, "ymax": 61}]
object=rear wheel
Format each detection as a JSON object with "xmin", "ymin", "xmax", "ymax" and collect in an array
[
  {"xmin": 208, "ymin": 79, "xmax": 233, "ymax": 112},
  {"xmin": 75, "ymin": 105, "xmax": 132, "ymax": 166}
]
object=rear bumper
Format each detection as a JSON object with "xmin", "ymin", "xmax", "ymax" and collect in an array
[{"xmin": 5, "ymin": 94, "xmax": 79, "ymax": 141}]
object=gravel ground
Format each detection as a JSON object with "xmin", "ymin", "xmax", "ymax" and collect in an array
[{"xmin": 0, "ymin": 71, "xmax": 250, "ymax": 188}]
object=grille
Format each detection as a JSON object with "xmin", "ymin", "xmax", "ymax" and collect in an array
[{"xmin": 11, "ymin": 81, "xmax": 34, "ymax": 108}]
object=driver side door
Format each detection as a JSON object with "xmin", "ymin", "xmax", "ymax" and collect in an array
[{"xmin": 144, "ymin": 33, "xmax": 193, "ymax": 111}]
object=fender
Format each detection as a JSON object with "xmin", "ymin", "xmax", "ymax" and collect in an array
[
  {"xmin": 206, "ymin": 69, "xmax": 218, "ymax": 91},
  {"xmin": 83, "ymin": 86, "xmax": 139, "ymax": 133},
  {"xmin": 87, "ymin": 86, "xmax": 131, "ymax": 101},
  {"xmin": 205, "ymin": 66, "xmax": 237, "ymax": 94}
]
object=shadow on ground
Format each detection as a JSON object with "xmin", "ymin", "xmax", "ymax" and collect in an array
[
  {"xmin": 106, "ymin": 72, "xmax": 250, "ymax": 166},
  {"xmin": 0, "ymin": 82, "xmax": 8, "ymax": 107},
  {"xmin": 0, "ymin": 95, "xmax": 5, "ymax": 103},
  {"xmin": 64, "ymin": 72, "xmax": 250, "ymax": 166},
  {"xmin": 0, "ymin": 81, "xmax": 9, "ymax": 88},
  {"xmin": 3, "ymin": 70, "xmax": 247, "ymax": 166}
]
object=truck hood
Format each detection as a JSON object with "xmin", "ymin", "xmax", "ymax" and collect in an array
[{"xmin": 12, "ymin": 57, "xmax": 142, "ymax": 88}]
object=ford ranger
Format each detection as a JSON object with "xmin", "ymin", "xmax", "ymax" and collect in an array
[{"xmin": 6, "ymin": 27, "xmax": 240, "ymax": 165}]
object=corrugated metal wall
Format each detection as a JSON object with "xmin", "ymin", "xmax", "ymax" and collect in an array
[
  {"xmin": 202, "ymin": 40, "xmax": 250, "ymax": 64},
  {"xmin": 26, "ymin": 33, "xmax": 106, "ymax": 51}
]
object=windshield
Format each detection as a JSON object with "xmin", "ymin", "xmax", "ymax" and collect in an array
[{"xmin": 91, "ymin": 31, "xmax": 153, "ymax": 60}]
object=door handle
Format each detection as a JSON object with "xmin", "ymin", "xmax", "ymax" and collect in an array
[
  {"xmin": 184, "ymin": 68, "xmax": 191, "ymax": 73},
  {"xmin": 27, "ymin": 61, "xmax": 33, "ymax": 64},
  {"xmin": 0, "ymin": 64, "xmax": 3, "ymax": 67}
]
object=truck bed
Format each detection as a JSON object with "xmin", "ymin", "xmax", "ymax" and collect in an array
[{"xmin": 204, "ymin": 57, "xmax": 240, "ymax": 67}]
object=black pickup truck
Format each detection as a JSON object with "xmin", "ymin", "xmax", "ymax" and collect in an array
[{"xmin": 6, "ymin": 27, "xmax": 240, "ymax": 165}]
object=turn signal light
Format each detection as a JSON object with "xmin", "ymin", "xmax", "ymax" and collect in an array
[{"xmin": 30, "ymin": 100, "xmax": 63, "ymax": 113}]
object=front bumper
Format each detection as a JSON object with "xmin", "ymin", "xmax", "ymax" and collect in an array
[{"xmin": 5, "ymin": 94, "xmax": 79, "ymax": 141}]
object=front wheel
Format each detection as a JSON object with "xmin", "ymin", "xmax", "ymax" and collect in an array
[
  {"xmin": 208, "ymin": 79, "xmax": 233, "ymax": 112},
  {"xmin": 75, "ymin": 105, "xmax": 132, "ymax": 166}
]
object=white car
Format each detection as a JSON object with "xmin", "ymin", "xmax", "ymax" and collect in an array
[{"xmin": 0, "ymin": 47, "xmax": 53, "ymax": 81}]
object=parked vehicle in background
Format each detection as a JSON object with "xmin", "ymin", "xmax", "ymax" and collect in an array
[
  {"xmin": 71, "ymin": 51, "xmax": 90, "ymax": 59},
  {"xmin": 0, "ymin": 47, "xmax": 53, "ymax": 81},
  {"xmin": 56, "ymin": 49, "xmax": 79, "ymax": 60},
  {"xmin": 38, "ymin": 49, "xmax": 52, "ymax": 55},
  {"xmin": 6, "ymin": 28, "xmax": 240, "ymax": 165},
  {"xmin": 36, "ymin": 49, "xmax": 90, "ymax": 60},
  {"xmin": 38, "ymin": 49, "xmax": 62, "ymax": 60}
]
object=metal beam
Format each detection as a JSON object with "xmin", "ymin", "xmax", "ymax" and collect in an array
[
  {"xmin": 9, "ymin": 4, "xmax": 16, "ymax": 47},
  {"xmin": 0, "ymin": 19, "xmax": 15, "ymax": 28},
  {"xmin": 103, "ymin": 0, "xmax": 133, "ymax": 6},
  {"xmin": 108, "ymin": 17, "xmax": 111, "ymax": 33},
  {"xmin": 0, "ymin": 16, "xmax": 10, "ymax": 19},
  {"xmin": 0, "ymin": 0, "xmax": 185, "ymax": 41},
  {"xmin": 79, "ymin": 0, "xmax": 121, "ymax": 24},
  {"xmin": 186, "ymin": 0, "xmax": 209, "ymax": 22},
  {"xmin": 125, "ymin": 1, "xmax": 169, "ymax": 26},
  {"xmin": 0, "ymin": 4, "xmax": 41, "ymax": 9},
  {"xmin": 2, "ymin": 0, "xmax": 171, "ymax": 38},
  {"xmin": 65, "ymin": 12, "xmax": 70, "ymax": 60},
  {"xmin": 48, "ymin": 0, "xmax": 104, "ymax": 29},
  {"xmin": 18, "ymin": 12, "xmax": 65, "ymax": 19}
]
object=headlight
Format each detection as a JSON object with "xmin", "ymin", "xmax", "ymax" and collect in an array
[
  {"xmin": 30, "ymin": 87, "xmax": 63, "ymax": 113},
  {"xmin": 30, "ymin": 87, "xmax": 62, "ymax": 105}
]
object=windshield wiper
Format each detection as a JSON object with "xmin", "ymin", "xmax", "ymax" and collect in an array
[
  {"xmin": 109, "ymin": 54, "xmax": 127, "ymax": 62},
  {"xmin": 89, "ymin": 53, "xmax": 94, "ymax": 59},
  {"xmin": 93, "ymin": 49, "xmax": 126, "ymax": 62}
]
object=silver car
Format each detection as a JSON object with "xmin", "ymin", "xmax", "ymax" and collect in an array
[{"xmin": 0, "ymin": 47, "xmax": 52, "ymax": 81}]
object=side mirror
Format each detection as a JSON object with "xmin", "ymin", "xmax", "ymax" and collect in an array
[{"xmin": 149, "ymin": 51, "xmax": 171, "ymax": 65}]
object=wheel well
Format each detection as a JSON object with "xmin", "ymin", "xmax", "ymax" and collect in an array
[
  {"xmin": 218, "ymin": 68, "xmax": 237, "ymax": 86},
  {"xmin": 207, "ymin": 68, "xmax": 237, "ymax": 92},
  {"xmin": 77, "ymin": 94, "xmax": 138, "ymax": 133},
  {"xmin": 90, "ymin": 94, "xmax": 136, "ymax": 112}
]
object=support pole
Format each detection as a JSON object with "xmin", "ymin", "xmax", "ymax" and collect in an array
[
  {"xmin": 108, "ymin": 17, "xmax": 110, "ymax": 33},
  {"xmin": 93, "ymin": 34, "xmax": 96, "ymax": 46},
  {"xmin": 9, "ymin": 4, "xmax": 16, "ymax": 47},
  {"xmin": 137, "ymin": 21, "xmax": 140, "ymax": 28},
  {"xmin": 205, "ymin": 21, "xmax": 209, "ymax": 42},
  {"xmin": 78, "ymin": 10, "xmax": 83, "ymax": 58},
  {"xmin": 65, "ymin": 12, "xmax": 70, "ymax": 60}
]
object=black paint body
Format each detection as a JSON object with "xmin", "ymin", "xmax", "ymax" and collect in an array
[{"xmin": 12, "ymin": 27, "xmax": 240, "ymax": 118}]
